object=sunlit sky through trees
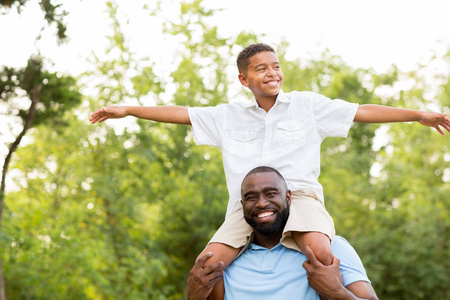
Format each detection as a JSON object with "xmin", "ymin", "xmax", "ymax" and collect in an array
[{"xmin": 1, "ymin": 0, "xmax": 450, "ymax": 75}]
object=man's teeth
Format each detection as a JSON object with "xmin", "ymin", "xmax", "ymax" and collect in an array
[{"xmin": 257, "ymin": 212, "xmax": 274, "ymax": 218}]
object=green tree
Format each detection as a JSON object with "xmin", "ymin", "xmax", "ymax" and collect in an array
[
  {"xmin": 1, "ymin": 1, "xmax": 76, "ymax": 298},
  {"xmin": 0, "ymin": 58, "xmax": 81, "ymax": 299}
]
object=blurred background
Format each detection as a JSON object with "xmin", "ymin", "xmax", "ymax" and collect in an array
[{"xmin": 0, "ymin": 0, "xmax": 449, "ymax": 299}]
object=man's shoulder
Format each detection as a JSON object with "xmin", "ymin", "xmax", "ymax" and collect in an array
[
  {"xmin": 331, "ymin": 236, "xmax": 354, "ymax": 252},
  {"xmin": 332, "ymin": 237, "xmax": 370, "ymax": 285}
]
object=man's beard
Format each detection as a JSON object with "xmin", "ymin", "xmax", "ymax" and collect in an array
[{"xmin": 244, "ymin": 204, "xmax": 290, "ymax": 236}]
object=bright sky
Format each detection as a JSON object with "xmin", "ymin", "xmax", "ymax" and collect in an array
[{"xmin": 1, "ymin": 0, "xmax": 450, "ymax": 76}]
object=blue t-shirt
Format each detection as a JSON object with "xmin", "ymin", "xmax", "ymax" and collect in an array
[{"xmin": 223, "ymin": 236, "xmax": 369, "ymax": 300}]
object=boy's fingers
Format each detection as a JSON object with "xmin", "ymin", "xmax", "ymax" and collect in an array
[{"xmin": 436, "ymin": 127, "xmax": 444, "ymax": 135}]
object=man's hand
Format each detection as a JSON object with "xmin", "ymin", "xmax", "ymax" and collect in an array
[
  {"xmin": 303, "ymin": 246, "xmax": 378, "ymax": 300},
  {"xmin": 303, "ymin": 246, "xmax": 348, "ymax": 299},
  {"xmin": 90, "ymin": 106, "xmax": 128, "ymax": 124},
  {"xmin": 418, "ymin": 112, "xmax": 450, "ymax": 135},
  {"xmin": 187, "ymin": 252, "xmax": 224, "ymax": 300}
]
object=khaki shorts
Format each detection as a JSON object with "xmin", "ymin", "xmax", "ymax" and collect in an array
[{"xmin": 208, "ymin": 188, "xmax": 335, "ymax": 252}]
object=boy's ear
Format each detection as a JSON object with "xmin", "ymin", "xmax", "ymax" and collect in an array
[{"xmin": 238, "ymin": 73, "xmax": 249, "ymax": 87}]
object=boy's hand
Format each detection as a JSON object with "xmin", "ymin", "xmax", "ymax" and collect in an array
[
  {"xmin": 418, "ymin": 112, "xmax": 450, "ymax": 135},
  {"xmin": 90, "ymin": 106, "xmax": 128, "ymax": 124}
]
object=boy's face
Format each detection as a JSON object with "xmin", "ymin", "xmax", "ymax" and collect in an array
[{"xmin": 238, "ymin": 51, "xmax": 283, "ymax": 102}]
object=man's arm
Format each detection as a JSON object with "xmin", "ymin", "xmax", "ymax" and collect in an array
[
  {"xmin": 187, "ymin": 252, "xmax": 224, "ymax": 300},
  {"xmin": 303, "ymin": 246, "xmax": 378, "ymax": 300},
  {"xmin": 90, "ymin": 105, "xmax": 191, "ymax": 125},
  {"xmin": 354, "ymin": 104, "xmax": 450, "ymax": 135}
]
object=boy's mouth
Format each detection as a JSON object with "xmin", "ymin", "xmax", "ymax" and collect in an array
[{"xmin": 265, "ymin": 80, "xmax": 279, "ymax": 87}]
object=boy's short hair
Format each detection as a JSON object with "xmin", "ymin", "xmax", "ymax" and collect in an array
[{"xmin": 237, "ymin": 43, "xmax": 276, "ymax": 74}]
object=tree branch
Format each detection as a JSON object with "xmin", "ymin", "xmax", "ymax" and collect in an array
[{"xmin": 0, "ymin": 83, "xmax": 41, "ymax": 225}]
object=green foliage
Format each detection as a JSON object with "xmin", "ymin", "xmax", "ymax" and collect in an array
[
  {"xmin": 1, "ymin": 56, "xmax": 82, "ymax": 128},
  {"xmin": 1, "ymin": 0, "xmax": 450, "ymax": 299}
]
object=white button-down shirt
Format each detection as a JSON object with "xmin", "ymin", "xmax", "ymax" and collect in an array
[{"xmin": 188, "ymin": 90, "xmax": 358, "ymax": 216}]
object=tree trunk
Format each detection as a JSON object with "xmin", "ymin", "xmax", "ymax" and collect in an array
[{"xmin": 0, "ymin": 84, "xmax": 41, "ymax": 300}]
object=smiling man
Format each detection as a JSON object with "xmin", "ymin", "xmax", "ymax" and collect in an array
[{"xmin": 187, "ymin": 166, "xmax": 378, "ymax": 300}]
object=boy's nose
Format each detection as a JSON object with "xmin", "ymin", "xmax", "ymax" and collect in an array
[{"xmin": 269, "ymin": 69, "xmax": 277, "ymax": 77}]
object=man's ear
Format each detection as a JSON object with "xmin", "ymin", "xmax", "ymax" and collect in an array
[
  {"xmin": 238, "ymin": 73, "xmax": 249, "ymax": 87},
  {"xmin": 286, "ymin": 190, "xmax": 292, "ymax": 206}
]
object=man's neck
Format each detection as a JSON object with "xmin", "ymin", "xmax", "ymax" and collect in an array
[{"xmin": 253, "ymin": 232, "xmax": 283, "ymax": 249}]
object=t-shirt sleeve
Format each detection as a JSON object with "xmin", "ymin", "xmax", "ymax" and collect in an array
[
  {"xmin": 311, "ymin": 93, "xmax": 358, "ymax": 138},
  {"xmin": 332, "ymin": 236, "xmax": 370, "ymax": 286},
  {"xmin": 188, "ymin": 106, "xmax": 222, "ymax": 147}
]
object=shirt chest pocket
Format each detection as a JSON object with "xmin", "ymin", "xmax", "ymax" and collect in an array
[
  {"xmin": 225, "ymin": 129, "xmax": 258, "ymax": 155},
  {"xmin": 277, "ymin": 120, "xmax": 306, "ymax": 149}
]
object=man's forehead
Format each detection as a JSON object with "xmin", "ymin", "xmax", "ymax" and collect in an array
[{"xmin": 242, "ymin": 172, "xmax": 283, "ymax": 190}]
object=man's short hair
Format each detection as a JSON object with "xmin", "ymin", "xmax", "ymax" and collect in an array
[
  {"xmin": 243, "ymin": 166, "xmax": 285, "ymax": 184},
  {"xmin": 237, "ymin": 43, "xmax": 276, "ymax": 74}
]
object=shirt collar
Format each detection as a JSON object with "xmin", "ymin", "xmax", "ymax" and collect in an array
[
  {"xmin": 243, "ymin": 89, "xmax": 289, "ymax": 109},
  {"xmin": 248, "ymin": 241, "xmax": 283, "ymax": 251}
]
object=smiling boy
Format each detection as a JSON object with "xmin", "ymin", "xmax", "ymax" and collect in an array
[{"xmin": 91, "ymin": 43, "xmax": 450, "ymax": 298}]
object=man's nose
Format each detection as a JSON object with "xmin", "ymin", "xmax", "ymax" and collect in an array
[{"xmin": 255, "ymin": 196, "xmax": 269, "ymax": 208}]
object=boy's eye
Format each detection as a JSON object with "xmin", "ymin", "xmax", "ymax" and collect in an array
[{"xmin": 257, "ymin": 68, "xmax": 266, "ymax": 71}]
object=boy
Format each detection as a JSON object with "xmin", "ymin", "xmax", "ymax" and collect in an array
[{"xmin": 91, "ymin": 43, "xmax": 450, "ymax": 297}]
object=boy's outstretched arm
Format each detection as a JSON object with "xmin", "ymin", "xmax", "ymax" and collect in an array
[
  {"xmin": 354, "ymin": 104, "xmax": 450, "ymax": 135},
  {"xmin": 90, "ymin": 106, "xmax": 191, "ymax": 125}
]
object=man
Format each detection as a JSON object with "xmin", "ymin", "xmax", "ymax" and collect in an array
[{"xmin": 187, "ymin": 166, "xmax": 378, "ymax": 300}]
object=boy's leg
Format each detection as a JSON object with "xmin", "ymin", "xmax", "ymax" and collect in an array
[
  {"xmin": 196, "ymin": 205, "xmax": 253, "ymax": 299},
  {"xmin": 292, "ymin": 231, "xmax": 343, "ymax": 285},
  {"xmin": 198, "ymin": 243, "xmax": 241, "ymax": 269},
  {"xmin": 282, "ymin": 189, "xmax": 336, "ymax": 265},
  {"xmin": 293, "ymin": 231, "xmax": 333, "ymax": 266}
]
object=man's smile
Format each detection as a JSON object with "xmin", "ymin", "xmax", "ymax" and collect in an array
[{"xmin": 256, "ymin": 210, "xmax": 276, "ymax": 222}]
